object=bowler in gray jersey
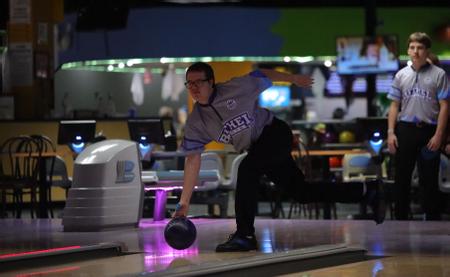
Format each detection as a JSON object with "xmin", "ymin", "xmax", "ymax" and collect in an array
[{"xmin": 175, "ymin": 62, "xmax": 386, "ymax": 252}]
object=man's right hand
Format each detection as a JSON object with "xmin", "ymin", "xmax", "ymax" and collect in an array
[
  {"xmin": 387, "ymin": 134, "xmax": 398, "ymax": 154},
  {"xmin": 172, "ymin": 202, "xmax": 188, "ymax": 218}
]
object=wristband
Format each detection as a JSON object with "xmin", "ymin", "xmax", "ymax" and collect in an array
[
  {"xmin": 387, "ymin": 129, "xmax": 394, "ymax": 134},
  {"xmin": 175, "ymin": 203, "xmax": 182, "ymax": 211}
]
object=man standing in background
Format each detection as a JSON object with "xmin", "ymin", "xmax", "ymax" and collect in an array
[{"xmin": 387, "ymin": 32, "xmax": 449, "ymax": 220}]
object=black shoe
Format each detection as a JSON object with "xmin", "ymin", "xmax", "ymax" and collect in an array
[
  {"xmin": 215, "ymin": 233, "xmax": 258, "ymax": 252},
  {"xmin": 365, "ymin": 179, "xmax": 386, "ymax": 224}
]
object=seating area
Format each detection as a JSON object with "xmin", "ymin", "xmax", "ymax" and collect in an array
[
  {"xmin": 0, "ymin": 135, "xmax": 71, "ymax": 219},
  {"xmin": 1, "ymin": 118, "xmax": 449, "ymax": 222}
]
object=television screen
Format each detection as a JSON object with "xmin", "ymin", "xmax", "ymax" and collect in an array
[
  {"xmin": 128, "ymin": 118, "xmax": 165, "ymax": 145},
  {"xmin": 356, "ymin": 117, "xmax": 388, "ymax": 140},
  {"xmin": 57, "ymin": 120, "xmax": 96, "ymax": 144},
  {"xmin": 259, "ymin": 85, "xmax": 291, "ymax": 109},
  {"xmin": 336, "ymin": 35, "xmax": 399, "ymax": 75},
  {"xmin": 128, "ymin": 117, "xmax": 177, "ymax": 151}
]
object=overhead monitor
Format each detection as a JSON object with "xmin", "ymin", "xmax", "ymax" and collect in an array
[
  {"xmin": 58, "ymin": 120, "xmax": 96, "ymax": 154},
  {"xmin": 336, "ymin": 35, "xmax": 399, "ymax": 75},
  {"xmin": 128, "ymin": 117, "xmax": 177, "ymax": 151},
  {"xmin": 57, "ymin": 120, "xmax": 96, "ymax": 145},
  {"xmin": 356, "ymin": 117, "xmax": 388, "ymax": 141}
]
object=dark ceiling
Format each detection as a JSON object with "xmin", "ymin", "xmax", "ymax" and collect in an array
[{"xmin": 64, "ymin": 0, "xmax": 450, "ymax": 13}]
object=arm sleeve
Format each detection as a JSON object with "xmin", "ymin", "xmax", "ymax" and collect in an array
[
  {"xmin": 224, "ymin": 70, "xmax": 272, "ymax": 99},
  {"xmin": 180, "ymin": 119, "xmax": 211, "ymax": 155},
  {"xmin": 387, "ymin": 71, "xmax": 402, "ymax": 101},
  {"xmin": 436, "ymin": 70, "xmax": 449, "ymax": 100}
]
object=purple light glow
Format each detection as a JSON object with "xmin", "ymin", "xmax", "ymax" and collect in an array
[
  {"xmin": 137, "ymin": 218, "xmax": 200, "ymax": 273},
  {"xmin": 144, "ymin": 186, "xmax": 182, "ymax": 191},
  {"xmin": 144, "ymin": 186, "xmax": 199, "ymax": 191},
  {"xmin": 154, "ymin": 190, "xmax": 168, "ymax": 221},
  {"xmin": 143, "ymin": 248, "xmax": 199, "ymax": 273},
  {"xmin": 139, "ymin": 218, "xmax": 214, "ymax": 228}
]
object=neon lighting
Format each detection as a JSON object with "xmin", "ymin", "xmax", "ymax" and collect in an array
[
  {"xmin": 71, "ymin": 142, "xmax": 85, "ymax": 154},
  {"xmin": 0, "ymin": 246, "xmax": 81, "ymax": 259},
  {"xmin": 139, "ymin": 142, "xmax": 151, "ymax": 158},
  {"xmin": 369, "ymin": 132, "xmax": 383, "ymax": 154},
  {"xmin": 144, "ymin": 186, "xmax": 185, "ymax": 191},
  {"xmin": 15, "ymin": 266, "xmax": 80, "ymax": 277}
]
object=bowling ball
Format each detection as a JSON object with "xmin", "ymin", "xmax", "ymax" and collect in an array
[
  {"xmin": 164, "ymin": 217, "xmax": 197, "ymax": 250},
  {"xmin": 313, "ymin": 123, "xmax": 326, "ymax": 134},
  {"xmin": 329, "ymin": 156, "xmax": 342, "ymax": 168},
  {"xmin": 339, "ymin": 130, "xmax": 356, "ymax": 143},
  {"xmin": 421, "ymin": 146, "xmax": 439, "ymax": 160},
  {"xmin": 323, "ymin": 131, "xmax": 338, "ymax": 143}
]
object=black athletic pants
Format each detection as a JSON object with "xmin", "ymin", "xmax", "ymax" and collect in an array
[
  {"xmin": 235, "ymin": 117, "xmax": 364, "ymax": 236},
  {"xmin": 394, "ymin": 121, "xmax": 443, "ymax": 220}
]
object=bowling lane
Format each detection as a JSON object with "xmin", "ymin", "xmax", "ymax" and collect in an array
[
  {"xmin": 1, "ymin": 218, "xmax": 450, "ymax": 276},
  {"xmin": 280, "ymin": 256, "xmax": 450, "ymax": 277},
  {"xmin": 3, "ymin": 251, "xmax": 259, "ymax": 276}
]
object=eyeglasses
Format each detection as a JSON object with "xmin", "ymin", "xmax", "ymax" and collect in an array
[{"xmin": 184, "ymin": 78, "xmax": 209, "ymax": 88}]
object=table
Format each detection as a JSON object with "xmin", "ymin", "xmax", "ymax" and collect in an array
[{"xmin": 294, "ymin": 148, "xmax": 369, "ymax": 219}]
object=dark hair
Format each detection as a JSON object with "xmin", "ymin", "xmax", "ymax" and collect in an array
[
  {"xmin": 407, "ymin": 32, "xmax": 431, "ymax": 49},
  {"xmin": 186, "ymin": 62, "xmax": 215, "ymax": 84},
  {"xmin": 427, "ymin": 52, "xmax": 441, "ymax": 67}
]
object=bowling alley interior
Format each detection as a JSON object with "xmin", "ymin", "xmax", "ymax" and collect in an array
[{"xmin": 0, "ymin": 0, "xmax": 450, "ymax": 276}]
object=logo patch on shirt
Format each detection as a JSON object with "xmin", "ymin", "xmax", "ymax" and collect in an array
[
  {"xmin": 226, "ymin": 99, "xmax": 237, "ymax": 110},
  {"xmin": 404, "ymin": 87, "xmax": 432, "ymax": 101},
  {"xmin": 218, "ymin": 112, "xmax": 254, "ymax": 144}
]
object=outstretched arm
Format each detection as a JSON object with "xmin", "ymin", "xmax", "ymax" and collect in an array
[
  {"xmin": 173, "ymin": 152, "xmax": 201, "ymax": 217},
  {"xmin": 259, "ymin": 68, "xmax": 314, "ymax": 89}
]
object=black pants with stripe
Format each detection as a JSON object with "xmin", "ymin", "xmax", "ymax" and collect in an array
[
  {"xmin": 235, "ymin": 117, "xmax": 364, "ymax": 236},
  {"xmin": 394, "ymin": 121, "xmax": 443, "ymax": 220}
]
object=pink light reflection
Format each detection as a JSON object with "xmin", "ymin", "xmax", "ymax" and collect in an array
[
  {"xmin": 144, "ymin": 186, "xmax": 199, "ymax": 191},
  {"xmin": 138, "ymin": 218, "xmax": 200, "ymax": 272}
]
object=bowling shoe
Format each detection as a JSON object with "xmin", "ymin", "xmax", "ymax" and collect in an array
[{"xmin": 215, "ymin": 232, "xmax": 257, "ymax": 252}]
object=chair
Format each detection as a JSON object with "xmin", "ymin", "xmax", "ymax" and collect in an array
[
  {"xmin": 288, "ymin": 135, "xmax": 329, "ymax": 219},
  {"xmin": 31, "ymin": 135, "xmax": 57, "ymax": 218},
  {"xmin": 342, "ymin": 153, "xmax": 389, "ymax": 219},
  {"xmin": 46, "ymin": 155, "xmax": 72, "ymax": 218},
  {"xmin": 220, "ymin": 152, "xmax": 247, "ymax": 190},
  {"xmin": 197, "ymin": 152, "xmax": 224, "ymax": 191},
  {"xmin": 191, "ymin": 152, "xmax": 247, "ymax": 218},
  {"xmin": 0, "ymin": 136, "xmax": 40, "ymax": 218},
  {"xmin": 342, "ymin": 153, "xmax": 380, "ymax": 182}
]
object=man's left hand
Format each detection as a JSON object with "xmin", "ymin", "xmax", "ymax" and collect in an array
[{"xmin": 427, "ymin": 135, "xmax": 442, "ymax": 151}]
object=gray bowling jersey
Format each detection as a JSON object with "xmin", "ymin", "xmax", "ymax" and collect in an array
[
  {"xmin": 181, "ymin": 70, "xmax": 274, "ymax": 154},
  {"xmin": 388, "ymin": 63, "xmax": 449, "ymax": 125}
]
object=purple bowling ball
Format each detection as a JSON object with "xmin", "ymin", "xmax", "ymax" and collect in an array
[
  {"xmin": 323, "ymin": 131, "xmax": 337, "ymax": 143},
  {"xmin": 164, "ymin": 217, "xmax": 197, "ymax": 250}
]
